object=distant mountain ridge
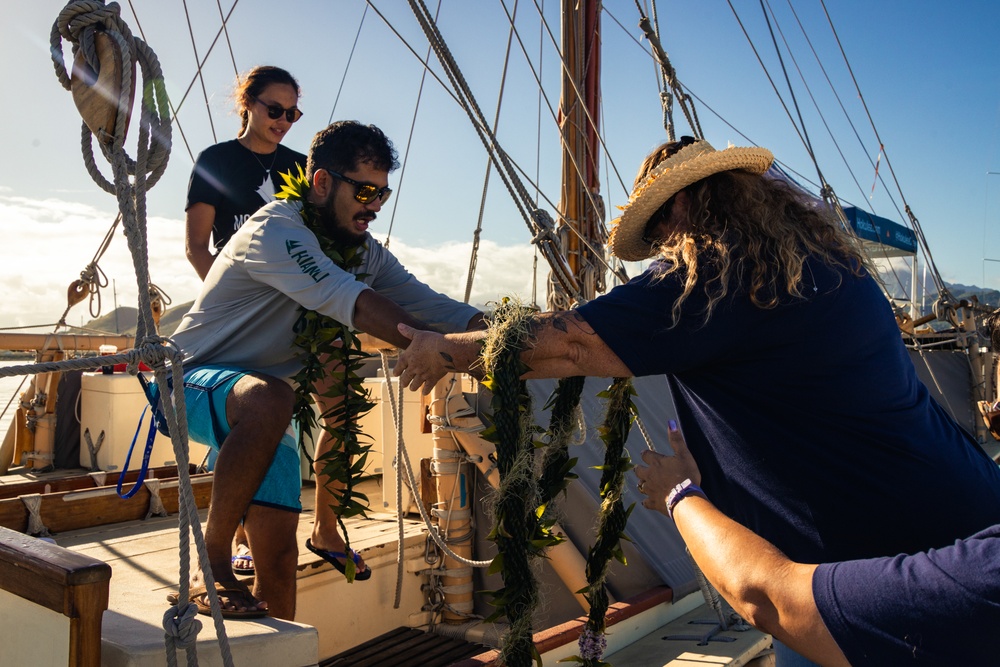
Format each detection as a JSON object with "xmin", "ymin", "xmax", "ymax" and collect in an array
[
  {"xmin": 945, "ymin": 283, "xmax": 1000, "ymax": 308},
  {"xmin": 82, "ymin": 301, "xmax": 193, "ymax": 337}
]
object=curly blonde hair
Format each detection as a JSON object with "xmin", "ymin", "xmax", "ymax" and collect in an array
[{"xmin": 638, "ymin": 143, "xmax": 871, "ymax": 327}]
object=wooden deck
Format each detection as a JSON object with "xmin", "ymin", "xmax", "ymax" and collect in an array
[{"xmin": 42, "ymin": 476, "xmax": 431, "ymax": 666}]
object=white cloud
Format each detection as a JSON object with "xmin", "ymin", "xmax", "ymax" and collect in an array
[
  {"xmin": 381, "ymin": 236, "xmax": 538, "ymax": 309},
  {"xmin": 0, "ymin": 196, "xmax": 200, "ymax": 329},
  {"xmin": 0, "ymin": 196, "xmax": 545, "ymax": 330}
]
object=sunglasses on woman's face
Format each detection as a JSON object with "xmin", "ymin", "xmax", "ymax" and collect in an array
[
  {"xmin": 253, "ymin": 96, "xmax": 303, "ymax": 123},
  {"xmin": 324, "ymin": 169, "xmax": 393, "ymax": 205}
]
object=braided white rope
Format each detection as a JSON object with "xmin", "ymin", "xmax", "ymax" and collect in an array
[
  {"xmin": 378, "ymin": 354, "xmax": 492, "ymax": 571},
  {"xmin": 45, "ymin": 3, "xmax": 233, "ymax": 665}
]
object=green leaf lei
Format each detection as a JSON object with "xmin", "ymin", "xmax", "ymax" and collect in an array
[
  {"xmin": 276, "ymin": 166, "xmax": 375, "ymax": 583},
  {"xmin": 479, "ymin": 299, "xmax": 637, "ymax": 667}
]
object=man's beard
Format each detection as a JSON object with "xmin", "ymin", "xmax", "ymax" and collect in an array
[{"xmin": 317, "ymin": 198, "xmax": 368, "ymax": 248}]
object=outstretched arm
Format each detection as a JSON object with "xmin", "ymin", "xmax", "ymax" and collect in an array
[
  {"xmin": 394, "ymin": 310, "xmax": 630, "ymax": 394},
  {"xmin": 635, "ymin": 426, "xmax": 849, "ymax": 667}
]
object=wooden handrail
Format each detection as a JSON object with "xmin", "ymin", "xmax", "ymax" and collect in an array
[
  {"xmin": 0, "ymin": 526, "xmax": 111, "ymax": 667},
  {"xmin": 0, "ymin": 333, "xmax": 135, "ymax": 353}
]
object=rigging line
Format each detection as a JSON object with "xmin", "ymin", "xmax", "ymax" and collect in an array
[
  {"xmin": 675, "ymin": 80, "xmax": 822, "ymax": 194},
  {"xmin": 465, "ymin": 0, "xmax": 521, "ymax": 304},
  {"xmin": 501, "ymin": 149, "xmax": 628, "ymax": 284},
  {"xmin": 782, "ymin": 0, "xmax": 902, "ymax": 221},
  {"xmin": 213, "ymin": 0, "xmax": 240, "ymax": 80},
  {"xmin": 366, "ymin": 2, "xmax": 463, "ymax": 110},
  {"xmin": 597, "ymin": 61, "xmax": 629, "ymax": 286},
  {"xmin": 535, "ymin": 0, "xmax": 545, "ymax": 206},
  {"xmin": 817, "ymin": 0, "xmax": 910, "ymax": 213},
  {"xmin": 634, "ymin": 9, "xmax": 703, "ymax": 141},
  {"xmin": 529, "ymin": 0, "xmax": 545, "ymax": 308},
  {"xmin": 181, "ymin": 0, "xmax": 218, "ymax": 145},
  {"xmin": 575, "ymin": 4, "xmax": 651, "ymax": 194},
  {"xmin": 171, "ymin": 1, "xmax": 242, "ymax": 157},
  {"xmin": 817, "ymin": 1, "xmax": 948, "ymax": 295},
  {"xmin": 609, "ymin": 3, "xmax": 655, "ymax": 53},
  {"xmin": 519, "ymin": 0, "xmax": 608, "ymax": 216},
  {"xmin": 124, "ymin": 1, "xmax": 190, "ymax": 163},
  {"xmin": 761, "ymin": 0, "xmax": 870, "ymax": 209},
  {"xmin": 525, "ymin": 1, "xmax": 625, "ymax": 287},
  {"xmin": 726, "ymin": 1, "xmax": 814, "ymax": 171},
  {"xmin": 406, "ymin": 0, "xmax": 585, "ymax": 301},
  {"xmin": 329, "ymin": 4, "xmax": 369, "ymax": 125},
  {"xmin": 385, "ymin": 0, "xmax": 437, "ymax": 248},
  {"xmin": 521, "ymin": 0, "xmax": 627, "ymax": 211},
  {"xmin": 406, "ymin": 1, "xmax": 534, "ymax": 224},
  {"xmin": 403, "ymin": 0, "xmax": 575, "ymax": 297},
  {"xmin": 755, "ymin": 0, "xmax": 825, "ymax": 186}
]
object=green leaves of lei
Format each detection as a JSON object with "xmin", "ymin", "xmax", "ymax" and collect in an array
[
  {"xmin": 276, "ymin": 166, "xmax": 375, "ymax": 582},
  {"xmin": 479, "ymin": 300, "xmax": 637, "ymax": 667}
]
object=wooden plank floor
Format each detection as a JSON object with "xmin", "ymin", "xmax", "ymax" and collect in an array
[
  {"xmin": 607, "ymin": 604, "xmax": 771, "ymax": 667},
  {"xmin": 323, "ymin": 626, "xmax": 485, "ymax": 667}
]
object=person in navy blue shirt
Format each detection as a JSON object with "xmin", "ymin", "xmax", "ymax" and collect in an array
[
  {"xmin": 395, "ymin": 137, "xmax": 1000, "ymax": 666},
  {"xmin": 635, "ymin": 422, "xmax": 1000, "ymax": 667}
]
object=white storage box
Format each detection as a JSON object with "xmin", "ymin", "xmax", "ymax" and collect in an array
[
  {"xmin": 374, "ymin": 376, "xmax": 436, "ymax": 514},
  {"xmin": 79, "ymin": 372, "xmax": 209, "ymax": 471}
]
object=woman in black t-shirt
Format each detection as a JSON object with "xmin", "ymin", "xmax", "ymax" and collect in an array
[{"xmin": 185, "ymin": 65, "xmax": 306, "ymax": 279}]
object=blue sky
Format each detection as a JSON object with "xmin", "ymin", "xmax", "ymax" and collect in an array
[{"xmin": 2, "ymin": 1, "xmax": 999, "ymax": 329}]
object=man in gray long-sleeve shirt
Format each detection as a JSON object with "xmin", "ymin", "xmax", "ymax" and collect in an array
[{"xmin": 165, "ymin": 121, "xmax": 482, "ymax": 620}]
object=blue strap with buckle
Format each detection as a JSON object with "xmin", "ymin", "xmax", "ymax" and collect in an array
[{"xmin": 117, "ymin": 404, "xmax": 158, "ymax": 500}]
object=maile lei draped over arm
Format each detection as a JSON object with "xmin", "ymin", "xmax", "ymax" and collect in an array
[{"xmin": 276, "ymin": 166, "xmax": 374, "ymax": 583}]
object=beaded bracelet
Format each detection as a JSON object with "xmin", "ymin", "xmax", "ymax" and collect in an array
[{"xmin": 665, "ymin": 479, "xmax": 706, "ymax": 520}]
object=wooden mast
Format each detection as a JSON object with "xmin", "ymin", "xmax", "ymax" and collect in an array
[{"xmin": 550, "ymin": 0, "xmax": 604, "ymax": 310}]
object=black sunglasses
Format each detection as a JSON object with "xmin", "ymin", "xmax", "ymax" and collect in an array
[
  {"xmin": 325, "ymin": 169, "xmax": 393, "ymax": 205},
  {"xmin": 253, "ymin": 96, "xmax": 303, "ymax": 123}
]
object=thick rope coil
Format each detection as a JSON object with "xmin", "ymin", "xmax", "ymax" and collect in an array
[
  {"xmin": 152, "ymin": 348, "xmax": 235, "ymax": 667},
  {"xmin": 21, "ymin": 494, "xmax": 52, "ymax": 537},
  {"xmin": 51, "ymin": 1, "xmax": 172, "ymax": 196},
  {"xmin": 48, "ymin": 6, "xmax": 226, "ymax": 662}
]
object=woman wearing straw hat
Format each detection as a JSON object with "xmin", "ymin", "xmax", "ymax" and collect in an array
[{"xmin": 394, "ymin": 137, "xmax": 1000, "ymax": 665}]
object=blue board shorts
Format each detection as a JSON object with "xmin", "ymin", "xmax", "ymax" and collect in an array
[{"xmin": 149, "ymin": 366, "xmax": 302, "ymax": 512}]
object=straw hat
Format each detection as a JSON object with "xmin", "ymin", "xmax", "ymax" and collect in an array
[{"xmin": 608, "ymin": 140, "xmax": 774, "ymax": 261}]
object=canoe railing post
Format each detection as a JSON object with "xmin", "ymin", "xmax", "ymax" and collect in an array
[
  {"xmin": 0, "ymin": 526, "xmax": 111, "ymax": 667},
  {"xmin": 430, "ymin": 376, "xmax": 475, "ymax": 622},
  {"xmin": 433, "ymin": 378, "xmax": 593, "ymax": 612}
]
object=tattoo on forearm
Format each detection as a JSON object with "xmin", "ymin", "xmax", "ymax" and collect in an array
[
  {"xmin": 527, "ymin": 312, "xmax": 595, "ymax": 339},
  {"xmin": 439, "ymin": 351, "xmax": 456, "ymax": 371}
]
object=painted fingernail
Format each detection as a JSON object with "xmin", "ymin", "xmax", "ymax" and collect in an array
[{"xmin": 668, "ymin": 420, "xmax": 677, "ymax": 431}]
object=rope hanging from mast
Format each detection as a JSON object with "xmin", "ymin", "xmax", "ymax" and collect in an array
[
  {"xmin": 634, "ymin": 1, "xmax": 703, "ymax": 142},
  {"xmin": 48, "ymin": 3, "xmax": 238, "ymax": 665}
]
